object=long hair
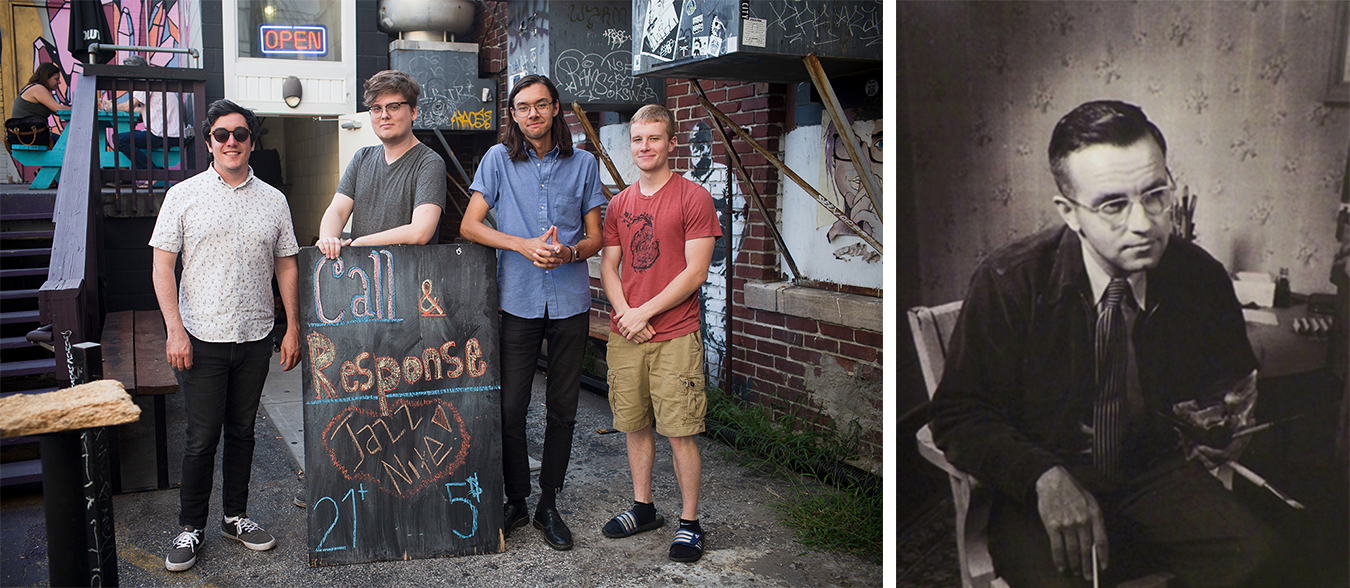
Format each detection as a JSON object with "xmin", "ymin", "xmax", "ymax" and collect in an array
[
  {"xmin": 27, "ymin": 63, "xmax": 61, "ymax": 88},
  {"xmin": 503, "ymin": 75, "xmax": 573, "ymax": 162}
]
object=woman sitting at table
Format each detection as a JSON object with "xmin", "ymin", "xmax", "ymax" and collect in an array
[{"xmin": 6, "ymin": 63, "xmax": 66, "ymax": 149}]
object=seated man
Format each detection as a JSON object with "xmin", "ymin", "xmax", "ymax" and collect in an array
[
  {"xmin": 110, "ymin": 55, "xmax": 194, "ymax": 173},
  {"xmin": 928, "ymin": 100, "xmax": 1276, "ymax": 588}
]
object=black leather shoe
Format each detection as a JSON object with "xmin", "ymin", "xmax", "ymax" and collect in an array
[
  {"xmin": 503, "ymin": 503, "xmax": 529, "ymax": 539},
  {"xmin": 532, "ymin": 507, "xmax": 573, "ymax": 551}
]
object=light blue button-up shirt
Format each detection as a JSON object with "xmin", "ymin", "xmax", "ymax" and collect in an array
[{"xmin": 469, "ymin": 142, "xmax": 606, "ymax": 319}]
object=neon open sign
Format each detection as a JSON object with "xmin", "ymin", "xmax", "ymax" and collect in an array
[{"xmin": 260, "ymin": 25, "xmax": 328, "ymax": 56}]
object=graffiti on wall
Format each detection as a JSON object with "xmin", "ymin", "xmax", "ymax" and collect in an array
[
  {"xmin": 686, "ymin": 122, "xmax": 746, "ymax": 389},
  {"xmin": 505, "ymin": 0, "xmax": 549, "ymax": 92},
  {"xmin": 820, "ymin": 117, "xmax": 882, "ymax": 263}
]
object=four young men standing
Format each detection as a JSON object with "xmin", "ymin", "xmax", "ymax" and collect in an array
[{"xmin": 154, "ymin": 73, "xmax": 720, "ymax": 569}]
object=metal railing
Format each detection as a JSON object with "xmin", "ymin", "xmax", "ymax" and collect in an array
[{"xmin": 82, "ymin": 64, "xmax": 208, "ymax": 215}]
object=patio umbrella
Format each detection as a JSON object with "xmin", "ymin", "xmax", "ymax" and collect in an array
[{"xmin": 68, "ymin": 0, "xmax": 115, "ymax": 65}]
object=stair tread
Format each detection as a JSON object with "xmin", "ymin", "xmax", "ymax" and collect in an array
[
  {"xmin": 0, "ymin": 309, "xmax": 41, "ymax": 323},
  {"xmin": 0, "ymin": 336, "xmax": 35, "ymax": 349},
  {"xmin": 0, "ymin": 248, "xmax": 52, "ymax": 257},
  {"xmin": 0, "ymin": 268, "xmax": 47, "ymax": 278},
  {"xmin": 0, "ymin": 358, "xmax": 56, "ymax": 377},
  {"xmin": 0, "ymin": 231, "xmax": 54, "ymax": 239},
  {"xmin": 0, "ymin": 289, "xmax": 40, "ymax": 300},
  {"xmin": 0, "ymin": 460, "xmax": 43, "ymax": 486}
]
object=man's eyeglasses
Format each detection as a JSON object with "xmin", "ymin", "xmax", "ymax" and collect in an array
[
  {"xmin": 1061, "ymin": 172, "xmax": 1176, "ymax": 227},
  {"xmin": 368, "ymin": 101, "xmax": 410, "ymax": 116},
  {"xmin": 211, "ymin": 127, "xmax": 251, "ymax": 144},
  {"xmin": 513, "ymin": 99, "xmax": 554, "ymax": 116}
]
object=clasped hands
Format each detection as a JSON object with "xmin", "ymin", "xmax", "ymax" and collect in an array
[{"xmin": 521, "ymin": 225, "xmax": 573, "ymax": 270}]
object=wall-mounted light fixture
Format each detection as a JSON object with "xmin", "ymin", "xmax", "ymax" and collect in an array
[{"xmin": 283, "ymin": 76, "xmax": 303, "ymax": 108}]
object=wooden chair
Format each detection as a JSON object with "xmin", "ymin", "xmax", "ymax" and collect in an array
[
  {"xmin": 910, "ymin": 302, "xmax": 1175, "ymax": 588},
  {"xmin": 908, "ymin": 301, "xmax": 1005, "ymax": 588}
]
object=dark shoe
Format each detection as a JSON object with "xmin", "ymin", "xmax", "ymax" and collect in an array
[
  {"xmin": 532, "ymin": 507, "xmax": 573, "ymax": 551},
  {"xmin": 503, "ymin": 502, "xmax": 529, "ymax": 539},
  {"xmin": 221, "ymin": 515, "xmax": 276, "ymax": 551},
  {"xmin": 165, "ymin": 526, "xmax": 202, "ymax": 572},
  {"xmin": 603, "ymin": 508, "xmax": 665, "ymax": 538}
]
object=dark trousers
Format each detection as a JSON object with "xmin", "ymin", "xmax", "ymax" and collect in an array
[
  {"xmin": 988, "ymin": 458, "xmax": 1276, "ymax": 588},
  {"xmin": 499, "ymin": 311, "xmax": 588, "ymax": 503},
  {"xmin": 175, "ymin": 334, "xmax": 272, "ymax": 529},
  {"xmin": 115, "ymin": 130, "xmax": 193, "ymax": 170}
]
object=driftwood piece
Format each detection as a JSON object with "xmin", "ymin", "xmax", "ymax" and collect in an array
[{"xmin": 0, "ymin": 380, "xmax": 140, "ymax": 438}]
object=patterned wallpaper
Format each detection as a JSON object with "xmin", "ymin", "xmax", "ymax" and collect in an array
[{"xmin": 899, "ymin": 0, "xmax": 1348, "ymax": 304}]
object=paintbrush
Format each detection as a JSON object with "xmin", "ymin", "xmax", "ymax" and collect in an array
[{"xmin": 1230, "ymin": 461, "xmax": 1305, "ymax": 510}]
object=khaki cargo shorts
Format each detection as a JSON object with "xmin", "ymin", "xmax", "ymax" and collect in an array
[{"xmin": 605, "ymin": 330, "xmax": 707, "ymax": 438}]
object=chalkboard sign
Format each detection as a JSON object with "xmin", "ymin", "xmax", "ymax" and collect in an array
[{"xmin": 298, "ymin": 243, "xmax": 503, "ymax": 566}]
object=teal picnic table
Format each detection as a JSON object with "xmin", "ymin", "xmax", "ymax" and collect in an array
[{"xmin": 9, "ymin": 109, "xmax": 135, "ymax": 189}]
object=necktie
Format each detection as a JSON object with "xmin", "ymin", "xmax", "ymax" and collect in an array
[{"xmin": 1093, "ymin": 277, "xmax": 1131, "ymax": 480}]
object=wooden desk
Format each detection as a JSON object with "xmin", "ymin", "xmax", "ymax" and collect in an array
[{"xmin": 1247, "ymin": 304, "xmax": 1329, "ymax": 379}]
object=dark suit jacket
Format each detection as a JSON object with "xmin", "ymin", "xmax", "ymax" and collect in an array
[{"xmin": 929, "ymin": 226, "xmax": 1258, "ymax": 503}]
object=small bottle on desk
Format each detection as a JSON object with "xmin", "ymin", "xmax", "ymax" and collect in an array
[{"xmin": 1273, "ymin": 267, "xmax": 1291, "ymax": 308}]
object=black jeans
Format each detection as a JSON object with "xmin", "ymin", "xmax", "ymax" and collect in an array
[
  {"xmin": 175, "ymin": 334, "xmax": 272, "ymax": 528},
  {"xmin": 499, "ymin": 311, "xmax": 588, "ymax": 503}
]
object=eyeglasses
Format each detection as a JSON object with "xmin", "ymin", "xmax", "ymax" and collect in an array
[
  {"xmin": 210, "ymin": 127, "xmax": 251, "ymax": 144},
  {"xmin": 1061, "ymin": 172, "xmax": 1176, "ymax": 227},
  {"xmin": 368, "ymin": 101, "xmax": 409, "ymax": 116},
  {"xmin": 513, "ymin": 99, "xmax": 554, "ymax": 116}
]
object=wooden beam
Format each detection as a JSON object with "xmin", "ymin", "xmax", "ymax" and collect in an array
[
  {"xmin": 569, "ymin": 102, "xmax": 625, "ymax": 199},
  {"xmin": 691, "ymin": 80, "xmax": 801, "ymax": 281},
  {"xmin": 690, "ymin": 80, "xmax": 883, "ymax": 256},
  {"xmin": 132, "ymin": 311, "xmax": 177, "ymax": 395},
  {"xmin": 804, "ymin": 53, "xmax": 883, "ymax": 224}
]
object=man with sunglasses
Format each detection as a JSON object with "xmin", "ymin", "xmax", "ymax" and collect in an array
[
  {"xmin": 150, "ymin": 99, "xmax": 300, "ymax": 572},
  {"xmin": 316, "ymin": 69, "xmax": 445, "ymax": 259},
  {"xmin": 460, "ymin": 74, "xmax": 606, "ymax": 551},
  {"xmin": 929, "ymin": 101, "xmax": 1276, "ymax": 587}
]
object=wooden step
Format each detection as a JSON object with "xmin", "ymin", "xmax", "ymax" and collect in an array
[
  {"xmin": 0, "ymin": 310, "xmax": 40, "ymax": 324},
  {"xmin": 0, "ymin": 268, "xmax": 47, "ymax": 278},
  {"xmin": 0, "ymin": 357, "xmax": 56, "ymax": 377},
  {"xmin": 0, "ymin": 460, "xmax": 42, "ymax": 486},
  {"xmin": 0, "ymin": 230, "xmax": 54, "ymax": 240},
  {"xmin": 0, "ymin": 289, "xmax": 40, "ymax": 301},
  {"xmin": 0, "ymin": 248, "xmax": 52, "ymax": 258},
  {"xmin": 0, "ymin": 336, "xmax": 35, "ymax": 350}
]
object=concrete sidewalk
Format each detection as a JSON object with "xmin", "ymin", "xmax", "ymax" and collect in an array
[{"xmin": 0, "ymin": 351, "xmax": 881, "ymax": 587}]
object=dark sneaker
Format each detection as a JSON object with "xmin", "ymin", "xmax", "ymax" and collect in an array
[
  {"xmin": 165, "ymin": 526, "xmax": 202, "ymax": 572},
  {"xmin": 221, "ymin": 516, "xmax": 276, "ymax": 551}
]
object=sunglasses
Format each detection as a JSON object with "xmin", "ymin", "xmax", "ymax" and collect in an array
[{"xmin": 210, "ymin": 127, "xmax": 252, "ymax": 144}]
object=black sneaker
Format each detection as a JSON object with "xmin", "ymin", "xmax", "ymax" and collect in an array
[
  {"xmin": 221, "ymin": 516, "xmax": 276, "ymax": 551},
  {"xmin": 165, "ymin": 526, "xmax": 202, "ymax": 572}
]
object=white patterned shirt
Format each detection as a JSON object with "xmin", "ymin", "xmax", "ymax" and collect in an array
[{"xmin": 149, "ymin": 164, "xmax": 299, "ymax": 343}]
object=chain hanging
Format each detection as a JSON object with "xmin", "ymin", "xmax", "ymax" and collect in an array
[{"xmin": 62, "ymin": 329, "xmax": 76, "ymax": 384}]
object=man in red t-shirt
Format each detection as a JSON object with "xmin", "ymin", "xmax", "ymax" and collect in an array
[{"xmin": 600, "ymin": 104, "xmax": 721, "ymax": 562}]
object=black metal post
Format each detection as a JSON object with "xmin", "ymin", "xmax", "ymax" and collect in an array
[{"xmin": 41, "ymin": 342, "xmax": 119, "ymax": 587}]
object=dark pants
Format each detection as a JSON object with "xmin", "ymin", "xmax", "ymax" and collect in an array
[
  {"xmin": 499, "ymin": 311, "xmax": 587, "ymax": 503},
  {"xmin": 988, "ymin": 458, "xmax": 1276, "ymax": 588},
  {"xmin": 115, "ymin": 130, "xmax": 193, "ymax": 170},
  {"xmin": 175, "ymin": 334, "xmax": 272, "ymax": 529}
]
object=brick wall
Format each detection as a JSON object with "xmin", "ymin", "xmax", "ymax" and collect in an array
[{"xmin": 473, "ymin": 4, "xmax": 883, "ymax": 465}]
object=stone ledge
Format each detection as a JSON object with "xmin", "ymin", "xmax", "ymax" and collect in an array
[{"xmin": 744, "ymin": 281, "xmax": 882, "ymax": 332}]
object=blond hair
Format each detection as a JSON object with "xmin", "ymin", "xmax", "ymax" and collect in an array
[{"xmin": 630, "ymin": 104, "xmax": 676, "ymax": 140}]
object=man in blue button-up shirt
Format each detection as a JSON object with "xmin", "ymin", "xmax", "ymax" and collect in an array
[{"xmin": 461, "ymin": 74, "xmax": 606, "ymax": 551}]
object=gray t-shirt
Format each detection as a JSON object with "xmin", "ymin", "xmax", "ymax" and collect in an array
[{"xmin": 337, "ymin": 142, "xmax": 447, "ymax": 239}]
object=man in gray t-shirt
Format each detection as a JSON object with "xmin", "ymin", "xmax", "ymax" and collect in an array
[{"xmin": 318, "ymin": 70, "xmax": 445, "ymax": 258}]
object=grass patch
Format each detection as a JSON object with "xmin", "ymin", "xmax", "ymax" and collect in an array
[{"xmin": 704, "ymin": 387, "xmax": 881, "ymax": 562}]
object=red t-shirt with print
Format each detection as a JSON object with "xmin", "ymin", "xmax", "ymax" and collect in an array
[{"xmin": 603, "ymin": 173, "xmax": 722, "ymax": 342}]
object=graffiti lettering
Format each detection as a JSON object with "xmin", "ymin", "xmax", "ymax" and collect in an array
[
  {"xmin": 554, "ymin": 49, "xmax": 658, "ymax": 103},
  {"xmin": 448, "ymin": 108, "xmax": 494, "ymax": 130},
  {"xmin": 322, "ymin": 399, "xmax": 471, "ymax": 498},
  {"xmin": 568, "ymin": 3, "xmax": 627, "ymax": 30},
  {"xmin": 766, "ymin": 0, "xmax": 882, "ymax": 48}
]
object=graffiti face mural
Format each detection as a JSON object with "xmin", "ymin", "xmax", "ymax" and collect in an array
[
  {"xmin": 821, "ymin": 117, "xmax": 883, "ymax": 261},
  {"xmin": 685, "ymin": 122, "xmax": 746, "ymax": 389}
]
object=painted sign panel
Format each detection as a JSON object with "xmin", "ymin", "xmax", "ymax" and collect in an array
[{"xmin": 299, "ymin": 244, "xmax": 504, "ymax": 566}]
